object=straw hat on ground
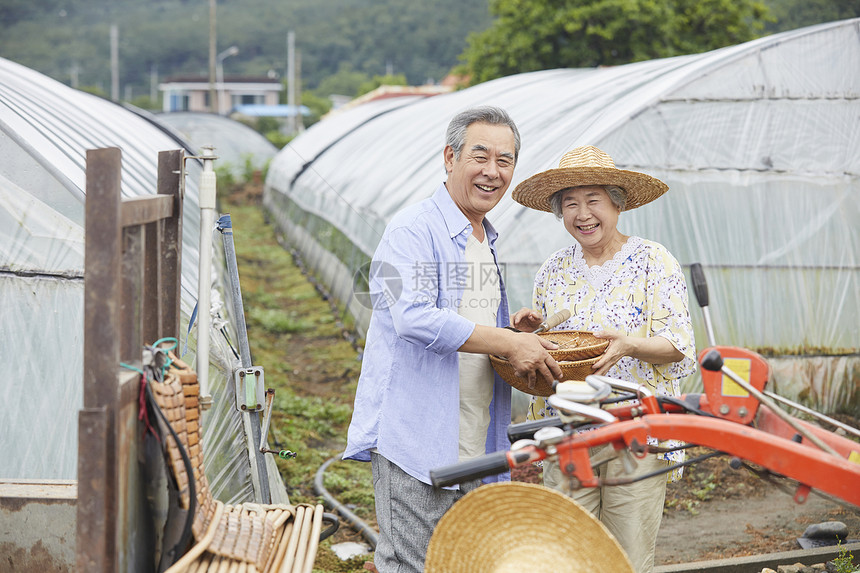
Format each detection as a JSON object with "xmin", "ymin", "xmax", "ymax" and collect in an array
[
  {"xmin": 512, "ymin": 145, "xmax": 668, "ymax": 212},
  {"xmin": 425, "ymin": 482, "xmax": 633, "ymax": 573}
]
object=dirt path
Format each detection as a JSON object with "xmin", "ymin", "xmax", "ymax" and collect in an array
[{"xmin": 657, "ymin": 477, "xmax": 860, "ymax": 565}]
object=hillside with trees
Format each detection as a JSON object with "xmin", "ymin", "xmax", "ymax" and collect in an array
[
  {"xmin": 1, "ymin": 0, "xmax": 853, "ymax": 116},
  {"xmin": 0, "ymin": 0, "xmax": 493, "ymax": 106}
]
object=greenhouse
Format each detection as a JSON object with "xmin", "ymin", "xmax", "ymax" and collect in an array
[
  {"xmin": 0, "ymin": 56, "xmax": 285, "ymax": 504},
  {"xmin": 156, "ymin": 110, "xmax": 278, "ymax": 178},
  {"xmin": 265, "ymin": 19, "xmax": 859, "ymax": 415}
]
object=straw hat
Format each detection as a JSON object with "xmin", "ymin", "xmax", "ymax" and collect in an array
[
  {"xmin": 512, "ymin": 145, "xmax": 668, "ymax": 212},
  {"xmin": 425, "ymin": 482, "xmax": 633, "ymax": 573}
]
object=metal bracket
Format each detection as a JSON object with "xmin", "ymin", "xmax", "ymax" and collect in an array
[{"xmin": 234, "ymin": 366, "xmax": 264, "ymax": 412}]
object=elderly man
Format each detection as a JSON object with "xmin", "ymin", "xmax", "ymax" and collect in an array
[{"xmin": 344, "ymin": 106, "xmax": 561, "ymax": 572}]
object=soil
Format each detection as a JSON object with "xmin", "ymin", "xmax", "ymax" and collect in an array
[
  {"xmin": 656, "ymin": 453, "xmax": 860, "ymax": 565},
  {"xmin": 229, "ymin": 188, "xmax": 860, "ymax": 571}
]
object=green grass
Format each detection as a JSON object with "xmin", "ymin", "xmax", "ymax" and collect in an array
[{"xmin": 247, "ymin": 307, "xmax": 314, "ymax": 334}]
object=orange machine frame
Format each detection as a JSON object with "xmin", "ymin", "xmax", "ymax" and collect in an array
[{"xmin": 505, "ymin": 346, "xmax": 860, "ymax": 507}]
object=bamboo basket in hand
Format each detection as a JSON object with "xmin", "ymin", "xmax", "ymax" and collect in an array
[
  {"xmin": 539, "ymin": 330, "xmax": 608, "ymax": 361},
  {"xmin": 489, "ymin": 354, "xmax": 602, "ymax": 397},
  {"xmin": 490, "ymin": 330, "xmax": 607, "ymax": 396}
]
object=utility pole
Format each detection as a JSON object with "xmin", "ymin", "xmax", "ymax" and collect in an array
[
  {"xmin": 209, "ymin": 0, "xmax": 217, "ymax": 113},
  {"xmin": 287, "ymin": 30, "xmax": 296, "ymax": 134},
  {"xmin": 150, "ymin": 64, "xmax": 158, "ymax": 103},
  {"xmin": 70, "ymin": 63, "xmax": 79, "ymax": 89},
  {"xmin": 295, "ymin": 49, "xmax": 304, "ymax": 134},
  {"xmin": 110, "ymin": 24, "xmax": 119, "ymax": 101}
]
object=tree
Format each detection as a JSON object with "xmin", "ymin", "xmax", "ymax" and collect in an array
[
  {"xmin": 763, "ymin": 0, "xmax": 859, "ymax": 33},
  {"xmin": 299, "ymin": 90, "xmax": 332, "ymax": 125},
  {"xmin": 314, "ymin": 63, "xmax": 372, "ymax": 98},
  {"xmin": 459, "ymin": 0, "xmax": 771, "ymax": 84}
]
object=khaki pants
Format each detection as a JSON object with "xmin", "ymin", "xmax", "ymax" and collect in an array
[{"xmin": 543, "ymin": 443, "xmax": 668, "ymax": 573}]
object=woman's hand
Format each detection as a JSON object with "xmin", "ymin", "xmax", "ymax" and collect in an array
[
  {"xmin": 591, "ymin": 329, "xmax": 634, "ymax": 375},
  {"xmin": 592, "ymin": 329, "xmax": 685, "ymax": 375},
  {"xmin": 511, "ymin": 308, "xmax": 544, "ymax": 332}
]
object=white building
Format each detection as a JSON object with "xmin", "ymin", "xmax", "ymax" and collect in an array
[{"xmin": 159, "ymin": 74, "xmax": 282, "ymax": 114}]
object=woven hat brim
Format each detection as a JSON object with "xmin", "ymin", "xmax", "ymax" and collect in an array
[
  {"xmin": 426, "ymin": 482, "xmax": 634, "ymax": 573},
  {"xmin": 512, "ymin": 166, "xmax": 668, "ymax": 212}
]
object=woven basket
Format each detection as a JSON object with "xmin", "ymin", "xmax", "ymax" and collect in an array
[
  {"xmin": 490, "ymin": 354, "xmax": 600, "ymax": 397},
  {"xmin": 539, "ymin": 330, "xmax": 608, "ymax": 361}
]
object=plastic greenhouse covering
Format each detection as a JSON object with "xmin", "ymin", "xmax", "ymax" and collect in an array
[
  {"xmin": 155, "ymin": 111, "xmax": 278, "ymax": 178},
  {"xmin": 265, "ymin": 19, "xmax": 859, "ymax": 417},
  {"xmin": 0, "ymin": 56, "xmax": 287, "ymax": 503}
]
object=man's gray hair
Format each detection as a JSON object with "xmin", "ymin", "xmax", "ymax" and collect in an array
[
  {"xmin": 549, "ymin": 185, "xmax": 628, "ymax": 218},
  {"xmin": 445, "ymin": 106, "xmax": 521, "ymax": 163}
]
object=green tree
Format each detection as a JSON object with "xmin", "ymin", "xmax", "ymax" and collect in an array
[
  {"xmin": 300, "ymin": 90, "xmax": 333, "ymax": 125},
  {"xmin": 763, "ymin": 0, "xmax": 859, "ymax": 33},
  {"xmin": 314, "ymin": 62, "xmax": 372, "ymax": 98},
  {"xmin": 459, "ymin": 0, "xmax": 771, "ymax": 84}
]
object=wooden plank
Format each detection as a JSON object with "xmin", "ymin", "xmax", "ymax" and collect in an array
[
  {"xmin": 116, "ymin": 369, "xmax": 154, "ymax": 572},
  {"xmin": 158, "ymin": 149, "xmax": 184, "ymax": 340},
  {"xmin": 80, "ymin": 147, "xmax": 122, "ymax": 572},
  {"xmin": 143, "ymin": 220, "xmax": 163, "ymax": 345},
  {"xmin": 76, "ymin": 407, "xmax": 109, "ymax": 572},
  {"xmin": 120, "ymin": 195, "xmax": 173, "ymax": 227},
  {"xmin": 120, "ymin": 225, "xmax": 144, "ymax": 365},
  {"xmin": 83, "ymin": 147, "xmax": 122, "ymax": 408}
]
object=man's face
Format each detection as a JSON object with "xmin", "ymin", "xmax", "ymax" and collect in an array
[{"xmin": 444, "ymin": 122, "xmax": 516, "ymax": 225}]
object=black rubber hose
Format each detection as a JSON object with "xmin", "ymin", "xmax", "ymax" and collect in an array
[{"xmin": 314, "ymin": 452, "xmax": 379, "ymax": 550}]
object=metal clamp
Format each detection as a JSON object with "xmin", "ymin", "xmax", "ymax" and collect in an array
[{"xmin": 234, "ymin": 366, "xmax": 264, "ymax": 412}]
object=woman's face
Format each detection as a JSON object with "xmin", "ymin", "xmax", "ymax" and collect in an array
[{"xmin": 560, "ymin": 185, "xmax": 622, "ymax": 249}]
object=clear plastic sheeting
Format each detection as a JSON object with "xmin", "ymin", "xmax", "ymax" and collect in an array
[
  {"xmin": 0, "ymin": 274, "xmax": 84, "ymax": 478},
  {"xmin": 265, "ymin": 19, "xmax": 859, "ymax": 416},
  {"xmin": 0, "ymin": 173, "xmax": 84, "ymax": 276},
  {"xmin": 0, "ymin": 56, "xmax": 281, "ymax": 503}
]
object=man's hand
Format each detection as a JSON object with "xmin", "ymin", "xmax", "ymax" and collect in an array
[
  {"xmin": 460, "ymin": 325, "xmax": 562, "ymax": 387},
  {"xmin": 510, "ymin": 307, "xmax": 543, "ymax": 332},
  {"xmin": 503, "ymin": 332, "xmax": 562, "ymax": 388}
]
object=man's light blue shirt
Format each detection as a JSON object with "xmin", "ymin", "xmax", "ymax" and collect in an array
[{"xmin": 343, "ymin": 183, "xmax": 512, "ymax": 486}]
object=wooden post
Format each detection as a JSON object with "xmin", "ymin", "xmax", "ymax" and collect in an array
[
  {"xmin": 78, "ymin": 147, "xmax": 122, "ymax": 571},
  {"xmin": 159, "ymin": 149, "xmax": 184, "ymax": 341},
  {"xmin": 77, "ymin": 147, "xmax": 184, "ymax": 572}
]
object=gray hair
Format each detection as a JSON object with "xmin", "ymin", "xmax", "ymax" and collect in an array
[
  {"xmin": 445, "ymin": 106, "xmax": 521, "ymax": 166},
  {"xmin": 549, "ymin": 185, "xmax": 627, "ymax": 218}
]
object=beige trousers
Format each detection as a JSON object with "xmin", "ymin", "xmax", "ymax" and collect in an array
[{"xmin": 543, "ymin": 443, "xmax": 668, "ymax": 573}]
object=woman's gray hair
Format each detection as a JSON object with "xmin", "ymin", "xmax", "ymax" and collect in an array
[
  {"xmin": 549, "ymin": 185, "xmax": 628, "ymax": 218},
  {"xmin": 445, "ymin": 106, "xmax": 521, "ymax": 164}
]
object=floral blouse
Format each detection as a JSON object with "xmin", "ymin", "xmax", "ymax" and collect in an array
[{"xmin": 527, "ymin": 236, "xmax": 697, "ymax": 478}]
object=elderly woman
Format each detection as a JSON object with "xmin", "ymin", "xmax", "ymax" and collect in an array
[{"xmin": 510, "ymin": 146, "xmax": 696, "ymax": 573}]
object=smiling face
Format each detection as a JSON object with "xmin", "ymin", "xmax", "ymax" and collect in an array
[
  {"xmin": 560, "ymin": 185, "xmax": 624, "ymax": 255},
  {"xmin": 444, "ymin": 121, "xmax": 516, "ymax": 230}
]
